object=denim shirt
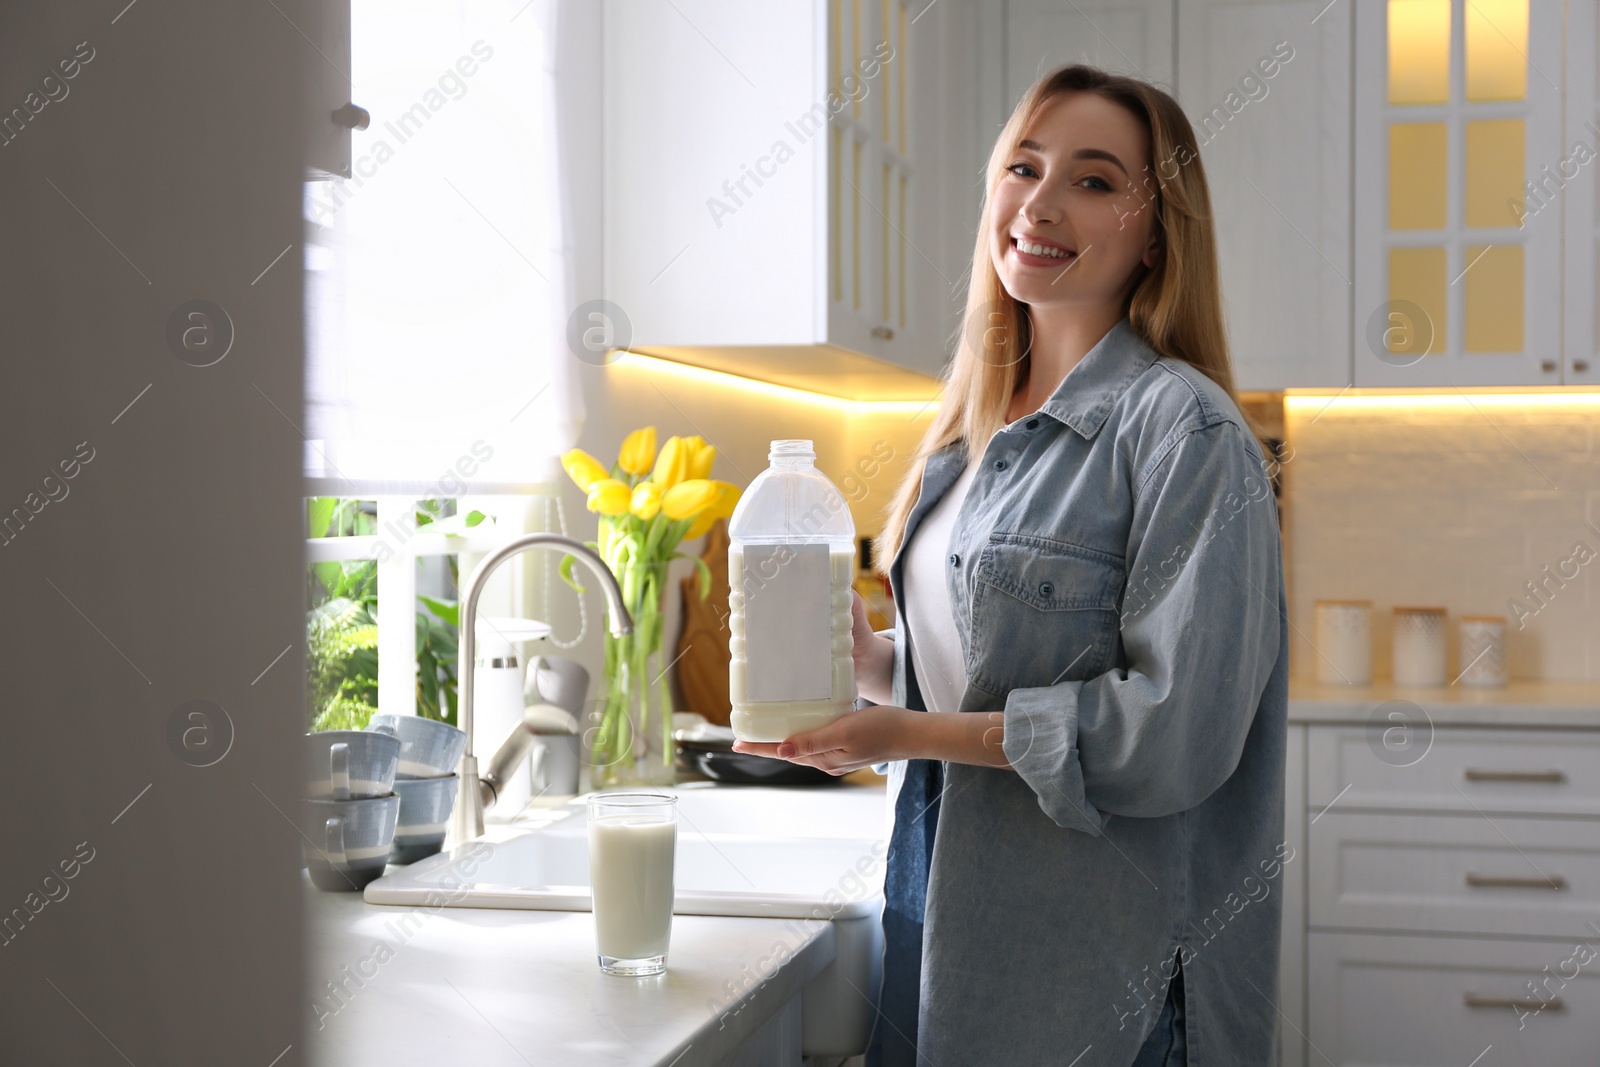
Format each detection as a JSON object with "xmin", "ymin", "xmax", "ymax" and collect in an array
[{"xmin": 866, "ymin": 316, "xmax": 1290, "ymax": 1067}]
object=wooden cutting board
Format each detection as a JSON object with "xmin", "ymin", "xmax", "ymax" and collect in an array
[{"xmin": 675, "ymin": 519, "xmax": 732, "ymax": 726}]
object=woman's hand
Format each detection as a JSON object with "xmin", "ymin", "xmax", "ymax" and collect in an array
[
  {"xmin": 732, "ymin": 705, "xmax": 917, "ymax": 776},
  {"xmin": 851, "ymin": 589, "xmax": 894, "ymax": 705}
]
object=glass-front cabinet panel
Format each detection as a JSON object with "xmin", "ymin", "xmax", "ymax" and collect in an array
[{"xmin": 1354, "ymin": 0, "xmax": 1560, "ymax": 385}]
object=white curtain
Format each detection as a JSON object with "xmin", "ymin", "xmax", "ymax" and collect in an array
[{"xmin": 304, "ymin": 0, "xmax": 582, "ymax": 491}]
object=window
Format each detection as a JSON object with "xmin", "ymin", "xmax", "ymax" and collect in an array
[
  {"xmin": 303, "ymin": 0, "xmax": 584, "ymax": 725},
  {"xmin": 305, "ymin": 0, "xmax": 580, "ymax": 486}
]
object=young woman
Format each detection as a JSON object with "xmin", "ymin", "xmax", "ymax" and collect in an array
[{"xmin": 733, "ymin": 65, "xmax": 1289, "ymax": 1066}]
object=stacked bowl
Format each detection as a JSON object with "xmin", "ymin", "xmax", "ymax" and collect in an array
[
  {"xmin": 300, "ymin": 730, "xmax": 402, "ymax": 891},
  {"xmin": 366, "ymin": 715, "xmax": 466, "ymax": 865},
  {"xmin": 298, "ymin": 716, "xmax": 468, "ymax": 891}
]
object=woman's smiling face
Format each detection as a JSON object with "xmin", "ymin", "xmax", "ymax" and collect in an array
[{"xmin": 990, "ymin": 90, "xmax": 1160, "ymax": 313}]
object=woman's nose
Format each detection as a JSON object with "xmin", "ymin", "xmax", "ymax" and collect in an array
[{"xmin": 1022, "ymin": 189, "xmax": 1062, "ymax": 227}]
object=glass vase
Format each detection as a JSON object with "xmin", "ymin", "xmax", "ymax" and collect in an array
[{"xmin": 589, "ymin": 559, "xmax": 676, "ymax": 789}]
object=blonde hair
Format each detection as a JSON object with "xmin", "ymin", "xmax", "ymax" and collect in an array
[{"xmin": 873, "ymin": 63, "xmax": 1254, "ymax": 577}]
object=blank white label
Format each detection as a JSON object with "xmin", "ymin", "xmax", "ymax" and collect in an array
[{"xmin": 742, "ymin": 543, "xmax": 831, "ymax": 702}]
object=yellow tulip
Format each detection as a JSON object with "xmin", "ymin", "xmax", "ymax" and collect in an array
[
  {"xmin": 629, "ymin": 481, "xmax": 662, "ymax": 520},
  {"xmin": 684, "ymin": 481, "xmax": 740, "ymax": 539},
  {"xmin": 585, "ymin": 478, "xmax": 631, "ymax": 516},
  {"xmin": 685, "ymin": 435, "xmax": 716, "ymax": 480},
  {"xmin": 651, "ymin": 435, "xmax": 692, "ymax": 491},
  {"xmin": 618, "ymin": 426, "xmax": 657, "ymax": 477},
  {"xmin": 661, "ymin": 478, "xmax": 719, "ymax": 521},
  {"xmin": 561, "ymin": 449, "xmax": 610, "ymax": 492}
]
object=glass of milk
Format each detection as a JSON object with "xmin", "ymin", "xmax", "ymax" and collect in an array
[
  {"xmin": 587, "ymin": 791, "xmax": 678, "ymax": 976},
  {"xmin": 726, "ymin": 440, "xmax": 858, "ymax": 742}
]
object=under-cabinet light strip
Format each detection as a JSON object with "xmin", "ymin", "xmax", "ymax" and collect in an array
[
  {"xmin": 1285, "ymin": 389, "xmax": 1600, "ymax": 412},
  {"xmin": 611, "ymin": 349, "xmax": 941, "ymax": 416}
]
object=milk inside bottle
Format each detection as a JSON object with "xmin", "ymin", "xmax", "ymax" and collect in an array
[{"xmin": 727, "ymin": 440, "xmax": 857, "ymax": 742}]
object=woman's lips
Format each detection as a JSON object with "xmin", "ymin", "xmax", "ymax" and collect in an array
[{"xmin": 1010, "ymin": 236, "xmax": 1077, "ymax": 268}]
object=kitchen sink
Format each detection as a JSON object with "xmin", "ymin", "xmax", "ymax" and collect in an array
[
  {"xmin": 363, "ymin": 782, "xmax": 886, "ymax": 918},
  {"xmin": 360, "ymin": 782, "xmax": 889, "ymax": 1057}
]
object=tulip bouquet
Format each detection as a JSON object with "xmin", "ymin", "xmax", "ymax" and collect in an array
[{"xmin": 559, "ymin": 428, "xmax": 740, "ymax": 787}]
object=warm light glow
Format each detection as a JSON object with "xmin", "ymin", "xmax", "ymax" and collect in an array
[
  {"xmin": 1463, "ymin": 244, "xmax": 1523, "ymax": 352},
  {"xmin": 1285, "ymin": 389, "xmax": 1600, "ymax": 414},
  {"xmin": 1465, "ymin": 0, "xmax": 1528, "ymax": 101},
  {"xmin": 1465, "ymin": 118, "xmax": 1525, "ymax": 227},
  {"xmin": 1389, "ymin": 123, "xmax": 1448, "ymax": 229},
  {"xmin": 1388, "ymin": 0, "xmax": 1451, "ymax": 105},
  {"xmin": 610, "ymin": 350, "xmax": 942, "ymax": 416}
]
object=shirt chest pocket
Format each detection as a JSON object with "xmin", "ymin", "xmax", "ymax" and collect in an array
[{"xmin": 965, "ymin": 533, "xmax": 1124, "ymax": 695}]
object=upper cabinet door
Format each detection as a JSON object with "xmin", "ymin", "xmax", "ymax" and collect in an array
[
  {"xmin": 604, "ymin": 1, "xmax": 821, "ymax": 349},
  {"xmin": 1354, "ymin": 0, "xmax": 1562, "ymax": 386},
  {"xmin": 1004, "ymin": 0, "xmax": 1173, "ymax": 95},
  {"xmin": 1563, "ymin": 0, "xmax": 1600, "ymax": 386},
  {"xmin": 305, "ymin": 0, "xmax": 354, "ymax": 179},
  {"xmin": 602, "ymin": 0, "xmax": 978, "ymax": 386},
  {"xmin": 830, "ymin": 0, "xmax": 976, "ymax": 378},
  {"xmin": 1178, "ymin": 0, "xmax": 1353, "ymax": 390}
]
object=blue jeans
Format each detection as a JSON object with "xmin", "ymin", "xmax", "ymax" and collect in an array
[{"xmin": 1129, "ymin": 953, "xmax": 1187, "ymax": 1067}]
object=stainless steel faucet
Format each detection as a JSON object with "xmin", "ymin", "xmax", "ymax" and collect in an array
[{"xmin": 449, "ymin": 534, "xmax": 633, "ymax": 847}]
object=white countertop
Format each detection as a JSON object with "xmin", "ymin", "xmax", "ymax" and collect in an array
[
  {"xmin": 305, "ymin": 772, "xmax": 888, "ymax": 1067},
  {"xmin": 1288, "ymin": 677, "xmax": 1600, "ymax": 729}
]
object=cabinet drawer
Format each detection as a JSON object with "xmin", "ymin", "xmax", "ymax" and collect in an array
[
  {"xmin": 1309, "ymin": 813, "xmax": 1600, "ymax": 939},
  {"xmin": 1308, "ymin": 727, "xmax": 1600, "ymax": 817},
  {"xmin": 1309, "ymin": 932, "xmax": 1600, "ymax": 1066}
]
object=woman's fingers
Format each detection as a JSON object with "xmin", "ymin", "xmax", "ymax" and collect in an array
[
  {"xmin": 850, "ymin": 589, "xmax": 873, "ymax": 646},
  {"xmin": 731, "ymin": 740, "xmax": 789, "ymax": 759},
  {"xmin": 732, "ymin": 738, "xmax": 867, "ymax": 776}
]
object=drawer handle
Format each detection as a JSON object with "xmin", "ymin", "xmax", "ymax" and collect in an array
[
  {"xmin": 1463, "ymin": 768, "xmax": 1566, "ymax": 784},
  {"xmin": 1464, "ymin": 993, "xmax": 1564, "ymax": 1012},
  {"xmin": 1465, "ymin": 872, "xmax": 1568, "ymax": 891}
]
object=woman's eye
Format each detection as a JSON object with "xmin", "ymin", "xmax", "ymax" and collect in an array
[
  {"xmin": 1081, "ymin": 175, "xmax": 1112, "ymax": 191},
  {"xmin": 1006, "ymin": 162, "xmax": 1038, "ymax": 179}
]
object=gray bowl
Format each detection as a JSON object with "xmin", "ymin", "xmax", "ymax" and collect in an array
[
  {"xmin": 299, "ymin": 794, "xmax": 400, "ymax": 891},
  {"xmin": 305, "ymin": 730, "xmax": 400, "ymax": 800},
  {"xmin": 367, "ymin": 714, "xmax": 467, "ymax": 779},
  {"xmin": 390, "ymin": 774, "xmax": 459, "ymax": 865}
]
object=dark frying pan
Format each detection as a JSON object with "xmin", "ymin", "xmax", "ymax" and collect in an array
[{"xmin": 676, "ymin": 737, "xmax": 840, "ymax": 786}]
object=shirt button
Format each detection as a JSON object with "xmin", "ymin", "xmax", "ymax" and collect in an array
[
  {"xmin": 1039, "ymin": 581, "xmax": 1054, "ymax": 598},
  {"xmin": 948, "ymin": 553, "xmax": 960, "ymax": 567},
  {"xmin": 1026, "ymin": 418, "xmax": 1039, "ymax": 430},
  {"xmin": 993, "ymin": 458, "xmax": 1007, "ymax": 471}
]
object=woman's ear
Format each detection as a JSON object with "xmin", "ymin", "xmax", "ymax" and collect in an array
[{"xmin": 1142, "ymin": 234, "xmax": 1162, "ymax": 269}]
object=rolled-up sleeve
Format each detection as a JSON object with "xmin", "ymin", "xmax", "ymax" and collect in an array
[{"xmin": 1000, "ymin": 419, "xmax": 1283, "ymax": 835}]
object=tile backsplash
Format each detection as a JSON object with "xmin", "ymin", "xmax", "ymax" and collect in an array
[{"xmin": 1283, "ymin": 396, "xmax": 1600, "ymax": 683}]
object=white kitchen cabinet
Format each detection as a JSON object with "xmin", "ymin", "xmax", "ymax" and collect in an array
[
  {"xmin": 603, "ymin": 0, "xmax": 982, "ymax": 396},
  {"xmin": 1561, "ymin": 0, "xmax": 1600, "ymax": 386},
  {"xmin": 1005, "ymin": 0, "xmax": 1351, "ymax": 391},
  {"xmin": 1280, "ymin": 723, "xmax": 1308, "ymax": 1067},
  {"xmin": 305, "ymin": 0, "xmax": 356, "ymax": 179},
  {"xmin": 1309, "ymin": 932, "xmax": 1600, "ymax": 1066},
  {"xmin": 1306, "ymin": 724, "xmax": 1600, "ymax": 817},
  {"xmin": 1004, "ymin": 0, "xmax": 1172, "ymax": 96},
  {"xmin": 1176, "ymin": 0, "xmax": 1352, "ymax": 390},
  {"xmin": 1300, "ymin": 723, "xmax": 1600, "ymax": 1064},
  {"xmin": 1353, "ymin": 0, "xmax": 1564, "ymax": 386},
  {"xmin": 1309, "ymin": 811, "xmax": 1600, "ymax": 939}
]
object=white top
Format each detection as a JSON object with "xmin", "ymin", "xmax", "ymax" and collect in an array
[{"xmin": 902, "ymin": 454, "xmax": 980, "ymax": 714}]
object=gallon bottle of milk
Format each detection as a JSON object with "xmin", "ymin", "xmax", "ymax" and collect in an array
[{"xmin": 726, "ymin": 440, "xmax": 856, "ymax": 742}]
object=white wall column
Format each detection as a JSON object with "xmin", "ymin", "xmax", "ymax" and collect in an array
[{"xmin": 376, "ymin": 497, "xmax": 418, "ymax": 716}]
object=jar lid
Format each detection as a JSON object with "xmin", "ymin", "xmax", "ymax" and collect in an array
[
  {"xmin": 1459, "ymin": 614, "xmax": 1507, "ymax": 623},
  {"xmin": 1393, "ymin": 605, "xmax": 1447, "ymax": 615}
]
